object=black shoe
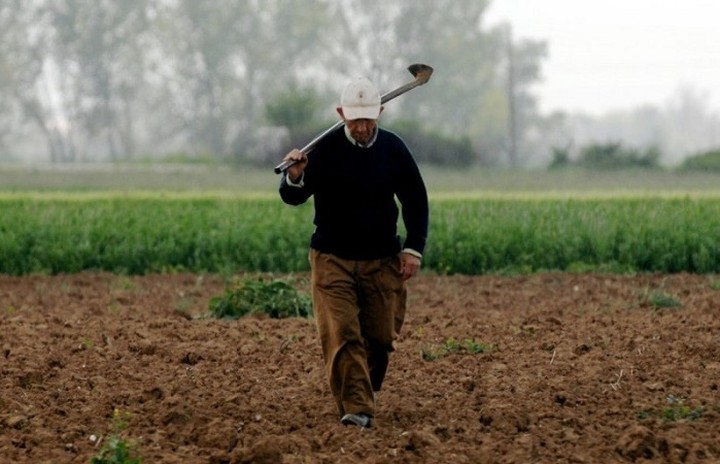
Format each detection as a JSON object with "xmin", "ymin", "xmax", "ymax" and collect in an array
[{"xmin": 341, "ymin": 413, "xmax": 372, "ymax": 428}]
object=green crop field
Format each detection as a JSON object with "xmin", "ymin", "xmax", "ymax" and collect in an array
[
  {"xmin": 1, "ymin": 187, "xmax": 719, "ymax": 275},
  {"xmin": 2, "ymin": 164, "xmax": 720, "ymax": 276},
  {"xmin": 424, "ymin": 197, "xmax": 720, "ymax": 274}
]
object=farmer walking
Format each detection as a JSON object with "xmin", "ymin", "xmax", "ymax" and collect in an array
[{"xmin": 277, "ymin": 76, "xmax": 429, "ymax": 428}]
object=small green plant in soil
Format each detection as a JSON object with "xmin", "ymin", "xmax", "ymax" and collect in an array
[
  {"xmin": 640, "ymin": 287, "xmax": 681, "ymax": 310},
  {"xmin": 637, "ymin": 395, "xmax": 703, "ymax": 423},
  {"xmin": 91, "ymin": 408, "xmax": 141, "ymax": 464},
  {"xmin": 661, "ymin": 405, "xmax": 704, "ymax": 422},
  {"xmin": 209, "ymin": 276, "xmax": 312, "ymax": 319},
  {"xmin": 421, "ymin": 337, "xmax": 493, "ymax": 360}
]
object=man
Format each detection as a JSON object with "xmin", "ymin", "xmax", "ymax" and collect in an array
[{"xmin": 278, "ymin": 76, "xmax": 429, "ymax": 428}]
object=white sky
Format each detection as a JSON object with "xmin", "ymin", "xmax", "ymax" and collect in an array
[{"xmin": 485, "ymin": 0, "xmax": 720, "ymax": 115}]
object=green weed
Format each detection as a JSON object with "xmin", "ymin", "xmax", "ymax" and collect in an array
[
  {"xmin": 208, "ymin": 276, "xmax": 312, "ymax": 319},
  {"xmin": 637, "ymin": 395, "xmax": 703, "ymax": 423},
  {"xmin": 421, "ymin": 337, "xmax": 493, "ymax": 360},
  {"xmin": 463, "ymin": 339, "xmax": 494, "ymax": 354},
  {"xmin": 3, "ymin": 196, "xmax": 720, "ymax": 275},
  {"xmin": 110, "ymin": 276, "xmax": 136, "ymax": 291},
  {"xmin": 640, "ymin": 288, "xmax": 682, "ymax": 309},
  {"xmin": 661, "ymin": 405, "xmax": 703, "ymax": 422},
  {"xmin": 91, "ymin": 408, "xmax": 141, "ymax": 464},
  {"xmin": 173, "ymin": 297, "xmax": 195, "ymax": 313}
]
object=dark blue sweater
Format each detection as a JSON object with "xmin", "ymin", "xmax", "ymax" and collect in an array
[{"xmin": 279, "ymin": 127, "xmax": 429, "ymax": 261}]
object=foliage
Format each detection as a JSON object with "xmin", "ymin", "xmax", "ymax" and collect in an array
[
  {"xmin": 638, "ymin": 395, "xmax": 703, "ymax": 423},
  {"xmin": 548, "ymin": 146, "xmax": 570, "ymax": 169},
  {"xmin": 209, "ymin": 276, "xmax": 312, "ymax": 319},
  {"xmin": 264, "ymin": 85, "xmax": 326, "ymax": 131},
  {"xmin": 1, "ymin": 196, "xmax": 720, "ymax": 276},
  {"xmin": 1, "ymin": 0, "xmax": 545, "ymax": 165},
  {"xmin": 639, "ymin": 288, "xmax": 682, "ymax": 310},
  {"xmin": 387, "ymin": 119, "xmax": 476, "ymax": 167},
  {"xmin": 271, "ymin": 122, "xmax": 340, "ymax": 165},
  {"xmin": 660, "ymin": 405, "xmax": 704, "ymax": 422},
  {"xmin": 547, "ymin": 142, "xmax": 662, "ymax": 170},
  {"xmin": 421, "ymin": 337, "xmax": 493, "ymax": 361},
  {"xmin": 678, "ymin": 148, "xmax": 720, "ymax": 172},
  {"xmin": 577, "ymin": 142, "xmax": 661, "ymax": 170},
  {"xmin": 91, "ymin": 408, "xmax": 141, "ymax": 464},
  {"xmin": 424, "ymin": 197, "xmax": 720, "ymax": 275}
]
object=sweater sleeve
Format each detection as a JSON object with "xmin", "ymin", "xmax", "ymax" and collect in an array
[
  {"xmin": 395, "ymin": 145, "xmax": 429, "ymax": 255},
  {"xmin": 278, "ymin": 172, "xmax": 313, "ymax": 206}
]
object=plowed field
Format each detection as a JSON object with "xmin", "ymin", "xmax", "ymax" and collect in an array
[{"xmin": 1, "ymin": 272, "xmax": 718, "ymax": 463}]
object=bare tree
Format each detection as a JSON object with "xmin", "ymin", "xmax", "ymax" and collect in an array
[
  {"xmin": 0, "ymin": 0, "xmax": 77, "ymax": 161},
  {"xmin": 42, "ymin": 0, "xmax": 150, "ymax": 160}
]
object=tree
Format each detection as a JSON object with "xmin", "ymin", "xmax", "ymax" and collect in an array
[
  {"xmin": 51, "ymin": 0, "xmax": 151, "ymax": 160},
  {"xmin": 154, "ymin": 0, "xmax": 332, "ymax": 158},
  {"xmin": 661, "ymin": 86, "xmax": 720, "ymax": 165},
  {"xmin": 0, "ymin": 0, "xmax": 80, "ymax": 162},
  {"xmin": 505, "ymin": 27, "xmax": 548, "ymax": 166},
  {"xmin": 328, "ymin": 0, "xmax": 547, "ymax": 166},
  {"xmin": 0, "ymin": 0, "xmax": 549, "ymax": 165}
]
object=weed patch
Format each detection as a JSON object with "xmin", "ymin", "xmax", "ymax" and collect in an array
[
  {"xmin": 639, "ymin": 287, "xmax": 681, "ymax": 310},
  {"xmin": 209, "ymin": 276, "xmax": 312, "ymax": 319},
  {"xmin": 91, "ymin": 408, "xmax": 141, "ymax": 464},
  {"xmin": 421, "ymin": 337, "xmax": 493, "ymax": 360},
  {"xmin": 637, "ymin": 395, "xmax": 703, "ymax": 423}
]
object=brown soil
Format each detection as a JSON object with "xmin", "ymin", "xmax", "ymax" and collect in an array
[{"xmin": 1, "ymin": 272, "xmax": 719, "ymax": 464}]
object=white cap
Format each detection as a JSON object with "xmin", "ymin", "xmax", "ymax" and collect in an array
[{"xmin": 340, "ymin": 77, "xmax": 381, "ymax": 120}]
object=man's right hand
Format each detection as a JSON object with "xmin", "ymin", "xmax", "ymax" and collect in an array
[{"xmin": 283, "ymin": 148, "xmax": 308, "ymax": 183}]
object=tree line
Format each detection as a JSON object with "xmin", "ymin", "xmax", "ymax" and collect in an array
[{"xmin": 0, "ymin": 0, "xmax": 546, "ymax": 166}]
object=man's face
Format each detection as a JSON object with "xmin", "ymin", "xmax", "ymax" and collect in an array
[
  {"xmin": 345, "ymin": 118, "xmax": 377, "ymax": 145},
  {"xmin": 337, "ymin": 106, "xmax": 383, "ymax": 145}
]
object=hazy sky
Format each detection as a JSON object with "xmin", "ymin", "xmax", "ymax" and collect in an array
[{"xmin": 485, "ymin": 0, "xmax": 720, "ymax": 116}]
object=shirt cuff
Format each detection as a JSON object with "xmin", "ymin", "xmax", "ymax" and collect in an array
[
  {"xmin": 284, "ymin": 172, "xmax": 304, "ymax": 187},
  {"xmin": 401, "ymin": 248, "xmax": 423, "ymax": 259}
]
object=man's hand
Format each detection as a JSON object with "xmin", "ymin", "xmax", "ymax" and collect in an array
[
  {"xmin": 283, "ymin": 148, "xmax": 308, "ymax": 182},
  {"xmin": 399, "ymin": 252, "xmax": 421, "ymax": 281}
]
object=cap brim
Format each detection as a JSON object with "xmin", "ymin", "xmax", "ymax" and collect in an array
[{"xmin": 342, "ymin": 105, "xmax": 381, "ymax": 121}]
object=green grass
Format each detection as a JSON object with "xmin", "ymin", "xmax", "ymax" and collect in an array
[
  {"xmin": 208, "ymin": 276, "xmax": 312, "ymax": 319},
  {"xmin": 2, "ymin": 164, "xmax": 720, "ymax": 276},
  {"xmin": 640, "ymin": 288, "xmax": 682, "ymax": 310},
  {"xmin": 0, "ymin": 197, "xmax": 313, "ymax": 275},
  {"xmin": 423, "ymin": 197, "xmax": 720, "ymax": 275},
  {"xmin": 638, "ymin": 395, "xmax": 704, "ymax": 423},
  {"xmin": 91, "ymin": 408, "xmax": 141, "ymax": 464},
  {"xmin": 1, "ymin": 195, "xmax": 719, "ymax": 275},
  {"xmin": 421, "ymin": 337, "xmax": 494, "ymax": 361}
]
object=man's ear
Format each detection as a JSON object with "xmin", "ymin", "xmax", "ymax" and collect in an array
[{"xmin": 336, "ymin": 107, "xmax": 345, "ymax": 119}]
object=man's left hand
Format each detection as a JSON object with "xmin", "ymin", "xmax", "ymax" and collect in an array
[{"xmin": 400, "ymin": 253, "xmax": 421, "ymax": 281}]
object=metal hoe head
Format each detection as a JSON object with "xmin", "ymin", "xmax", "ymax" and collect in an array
[
  {"xmin": 408, "ymin": 63, "xmax": 433, "ymax": 85},
  {"xmin": 379, "ymin": 63, "xmax": 434, "ymax": 104}
]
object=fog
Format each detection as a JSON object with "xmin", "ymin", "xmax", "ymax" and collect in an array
[
  {"xmin": 1, "ymin": 0, "xmax": 718, "ymax": 168},
  {"xmin": 487, "ymin": 0, "xmax": 720, "ymax": 115}
]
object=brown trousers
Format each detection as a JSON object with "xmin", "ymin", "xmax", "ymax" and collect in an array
[{"xmin": 309, "ymin": 249, "xmax": 407, "ymax": 417}]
